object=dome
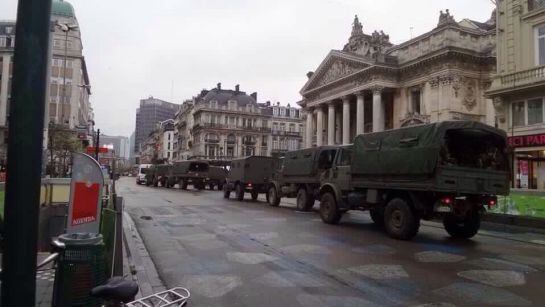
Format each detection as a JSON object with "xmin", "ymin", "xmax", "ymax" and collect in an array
[{"xmin": 52, "ymin": 0, "xmax": 75, "ymax": 18}]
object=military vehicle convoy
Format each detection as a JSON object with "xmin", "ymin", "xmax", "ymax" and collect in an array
[
  {"xmin": 223, "ymin": 156, "xmax": 279, "ymax": 201},
  {"xmin": 166, "ymin": 160, "xmax": 210, "ymax": 190},
  {"xmin": 145, "ymin": 164, "xmax": 171, "ymax": 187},
  {"xmin": 206, "ymin": 166, "xmax": 228, "ymax": 190},
  {"xmin": 268, "ymin": 146, "xmax": 347, "ymax": 210},
  {"xmin": 313, "ymin": 121, "xmax": 510, "ymax": 240}
]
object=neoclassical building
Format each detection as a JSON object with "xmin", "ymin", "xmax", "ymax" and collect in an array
[{"xmin": 299, "ymin": 12, "xmax": 497, "ymax": 147}]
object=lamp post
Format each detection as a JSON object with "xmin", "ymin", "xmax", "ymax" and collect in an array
[{"xmin": 55, "ymin": 21, "xmax": 78, "ymax": 126}]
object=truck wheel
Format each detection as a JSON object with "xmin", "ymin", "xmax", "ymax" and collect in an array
[
  {"xmin": 236, "ymin": 184, "xmax": 244, "ymax": 201},
  {"xmin": 296, "ymin": 188, "xmax": 314, "ymax": 212},
  {"xmin": 218, "ymin": 183, "xmax": 224, "ymax": 191},
  {"xmin": 180, "ymin": 180, "xmax": 188, "ymax": 190},
  {"xmin": 196, "ymin": 183, "xmax": 204, "ymax": 190},
  {"xmin": 443, "ymin": 209, "xmax": 480, "ymax": 239},
  {"xmin": 384, "ymin": 198, "xmax": 420, "ymax": 240},
  {"xmin": 223, "ymin": 188, "xmax": 230, "ymax": 199},
  {"xmin": 251, "ymin": 191, "xmax": 259, "ymax": 201},
  {"xmin": 320, "ymin": 192, "xmax": 342, "ymax": 224},
  {"xmin": 209, "ymin": 183, "xmax": 215, "ymax": 190},
  {"xmin": 267, "ymin": 186, "xmax": 280, "ymax": 207},
  {"xmin": 370, "ymin": 208, "xmax": 385, "ymax": 227},
  {"xmin": 153, "ymin": 178, "xmax": 158, "ymax": 187}
]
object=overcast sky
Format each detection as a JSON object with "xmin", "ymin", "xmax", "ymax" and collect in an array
[{"xmin": 0, "ymin": 0, "xmax": 495, "ymax": 137}]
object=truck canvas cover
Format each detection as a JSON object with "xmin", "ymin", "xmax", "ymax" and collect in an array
[
  {"xmin": 172, "ymin": 161, "xmax": 209, "ymax": 175},
  {"xmin": 229, "ymin": 156, "xmax": 278, "ymax": 184},
  {"xmin": 352, "ymin": 121, "xmax": 508, "ymax": 176}
]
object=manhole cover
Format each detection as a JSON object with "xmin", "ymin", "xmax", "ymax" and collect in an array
[{"xmin": 140, "ymin": 215, "xmax": 153, "ymax": 220}]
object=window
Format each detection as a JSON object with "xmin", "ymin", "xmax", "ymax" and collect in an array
[
  {"xmin": 536, "ymin": 25, "xmax": 545, "ymax": 66},
  {"xmin": 512, "ymin": 101, "xmax": 526, "ymax": 127},
  {"xmin": 410, "ymin": 88, "xmax": 421, "ymax": 114},
  {"xmin": 273, "ymin": 107, "xmax": 278, "ymax": 116},
  {"xmin": 280, "ymin": 108, "xmax": 286, "ymax": 117},
  {"xmin": 528, "ymin": 98, "xmax": 544, "ymax": 125}
]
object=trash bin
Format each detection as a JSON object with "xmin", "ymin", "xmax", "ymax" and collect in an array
[{"xmin": 52, "ymin": 233, "xmax": 107, "ymax": 307}]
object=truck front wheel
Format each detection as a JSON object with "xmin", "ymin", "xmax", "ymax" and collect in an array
[
  {"xmin": 267, "ymin": 186, "xmax": 280, "ymax": 207},
  {"xmin": 296, "ymin": 188, "xmax": 314, "ymax": 212},
  {"xmin": 443, "ymin": 209, "xmax": 480, "ymax": 239},
  {"xmin": 236, "ymin": 184, "xmax": 245, "ymax": 201},
  {"xmin": 320, "ymin": 192, "xmax": 342, "ymax": 224},
  {"xmin": 223, "ymin": 188, "xmax": 230, "ymax": 199},
  {"xmin": 384, "ymin": 198, "xmax": 420, "ymax": 240}
]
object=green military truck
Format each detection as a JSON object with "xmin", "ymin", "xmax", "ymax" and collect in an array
[
  {"xmin": 224, "ymin": 156, "xmax": 279, "ymax": 201},
  {"xmin": 206, "ymin": 166, "xmax": 228, "ymax": 190},
  {"xmin": 268, "ymin": 146, "xmax": 345, "ymax": 210},
  {"xmin": 317, "ymin": 121, "xmax": 510, "ymax": 240},
  {"xmin": 145, "ymin": 164, "xmax": 172, "ymax": 187},
  {"xmin": 167, "ymin": 160, "xmax": 209, "ymax": 190}
]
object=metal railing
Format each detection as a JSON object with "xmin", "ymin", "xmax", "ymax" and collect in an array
[
  {"xmin": 500, "ymin": 65, "xmax": 545, "ymax": 87},
  {"xmin": 193, "ymin": 122, "xmax": 271, "ymax": 132},
  {"xmin": 528, "ymin": 0, "xmax": 545, "ymax": 11}
]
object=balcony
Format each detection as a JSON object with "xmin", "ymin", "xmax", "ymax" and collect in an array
[
  {"xmin": 528, "ymin": 0, "xmax": 545, "ymax": 11},
  {"xmin": 489, "ymin": 65, "xmax": 545, "ymax": 95},
  {"xmin": 205, "ymin": 138, "xmax": 220, "ymax": 144}
]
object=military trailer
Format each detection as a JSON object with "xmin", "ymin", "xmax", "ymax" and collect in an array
[
  {"xmin": 223, "ymin": 156, "xmax": 278, "ymax": 201},
  {"xmin": 205, "ymin": 166, "xmax": 228, "ymax": 190},
  {"xmin": 318, "ymin": 121, "xmax": 510, "ymax": 240},
  {"xmin": 145, "ymin": 164, "xmax": 172, "ymax": 187},
  {"xmin": 167, "ymin": 160, "xmax": 209, "ymax": 190},
  {"xmin": 268, "ymin": 146, "xmax": 345, "ymax": 210}
]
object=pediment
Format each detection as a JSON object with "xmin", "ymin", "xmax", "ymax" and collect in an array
[{"xmin": 301, "ymin": 51, "xmax": 371, "ymax": 94}]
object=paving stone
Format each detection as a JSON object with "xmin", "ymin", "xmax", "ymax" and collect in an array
[
  {"xmin": 226, "ymin": 252, "xmax": 279, "ymax": 265},
  {"xmin": 297, "ymin": 294, "xmax": 379, "ymax": 307},
  {"xmin": 347, "ymin": 264, "xmax": 409, "ymax": 280},
  {"xmin": 182, "ymin": 274, "xmax": 242, "ymax": 298},
  {"xmin": 433, "ymin": 282, "xmax": 532, "ymax": 306},
  {"xmin": 281, "ymin": 244, "xmax": 331, "ymax": 255},
  {"xmin": 352, "ymin": 244, "xmax": 397, "ymax": 255},
  {"xmin": 457, "ymin": 270, "xmax": 526, "ymax": 287},
  {"xmin": 499, "ymin": 254, "xmax": 545, "ymax": 267},
  {"xmin": 466, "ymin": 257, "xmax": 537, "ymax": 273},
  {"xmin": 415, "ymin": 251, "xmax": 466, "ymax": 263}
]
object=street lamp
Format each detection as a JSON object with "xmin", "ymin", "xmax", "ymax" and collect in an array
[{"xmin": 55, "ymin": 21, "xmax": 78, "ymax": 126}]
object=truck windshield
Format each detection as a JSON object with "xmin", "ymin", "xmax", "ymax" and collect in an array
[
  {"xmin": 442, "ymin": 129, "xmax": 508, "ymax": 170},
  {"xmin": 189, "ymin": 163, "xmax": 209, "ymax": 172},
  {"xmin": 140, "ymin": 168, "xmax": 148, "ymax": 174}
]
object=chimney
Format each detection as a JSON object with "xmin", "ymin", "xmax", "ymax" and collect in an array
[
  {"xmin": 266, "ymin": 101, "xmax": 271, "ymax": 106},
  {"xmin": 217, "ymin": 82, "xmax": 221, "ymax": 90},
  {"xmin": 250, "ymin": 92, "xmax": 257, "ymax": 101},
  {"xmin": 235, "ymin": 84, "xmax": 240, "ymax": 93},
  {"xmin": 276, "ymin": 102, "xmax": 280, "ymax": 106}
]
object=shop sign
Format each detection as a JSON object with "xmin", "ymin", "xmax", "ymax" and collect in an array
[{"xmin": 508, "ymin": 133, "xmax": 545, "ymax": 148}]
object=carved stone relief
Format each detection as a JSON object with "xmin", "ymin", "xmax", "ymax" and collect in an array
[
  {"xmin": 317, "ymin": 60, "xmax": 364, "ymax": 86},
  {"xmin": 462, "ymin": 78, "xmax": 477, "ymax": 111}
]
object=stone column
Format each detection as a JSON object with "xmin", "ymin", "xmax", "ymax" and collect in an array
[
  {"xmin": 316, "ymin": 107, "xmax": 324, "ymax": 146},
  {"xmin": 342, "ymin": 96, "xmax": 351, "ymax": 144},
  {"xmin": 372, "ymin": 86, "xmax": 385, "ymax": 132},
  {"xmin": 327, "ymin": 102, "xmax": 336, "ymax": 145},
  {"xmin": 356, "ymin": 92, "xmax": 365, "ymax": 135},
  {"xmin": 305, "ymin": 108, "xmax": 314, "ymax": 148},
  {"xmin": 335, "ymin": 110, "xmax": 342, "ymax": 144}
]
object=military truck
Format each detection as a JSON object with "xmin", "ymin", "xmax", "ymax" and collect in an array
[
  {"xmin": 223, "ymin": 156, "xmax": 278, "ymax": 201},
  {"xmin": 167, "ymin": 160, "xmax": 209, "ymax": 190},
  {"xmin": 205, "ymin": 166, "xmax": 228, "ymax": 190},
  {"xmin": 267, "ymin": 146, "xmax": 345, "ymax": 210},
  {"xmin": 317, "ymin": 121, "xmax": 510, "ymax": 240},
  {"xmin": 145, "ymin": 164, "xmax": 172, "ymax": 187}
]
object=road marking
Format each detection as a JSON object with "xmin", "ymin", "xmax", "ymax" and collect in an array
[
  {"xmin": 347, "ymin": 264, "xmax": 409, "ymax": 280},
  {"xmin": 433, "ymin": 282, "xmax": 531, "ymax": 306},
  {"xmin": 182, "ymin": 275, "xmax": 242, "ymax": 298},
  {"xmin": 457, "ymin": 270, "xmax": 526, "ymax": 287},
  {"xmin": 176, "ymin": 233, "xmax": 216, "ymax": 242},
  {"xmin": 499, "ymin": 254, "xmax": 545, "ymax": 266},
  {"xmin": 249, "ymin": 232, "xmax": 279, "ymax": 241},
  {"xmin": 255, "ymin": 217, "xmax": 287, "ymax": 223},
  {"xmin": 226, "ymin": 252, "xmax": 279, "ymax": 265},
  {"xmin": 414, "ymin": 251, "xmax": 466, "ymax": 263}
]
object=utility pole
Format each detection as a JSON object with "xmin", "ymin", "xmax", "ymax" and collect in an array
[
  {"xmin": 1, "ymin": 0, "xmax": 53, "ymax": 306},
  {"xmin": 95, "ymin": 128, "xmax": 101, "ymax": 161}
]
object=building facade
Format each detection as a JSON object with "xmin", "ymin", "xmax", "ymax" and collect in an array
[
  {"xmin": 134, "ymin": 97, "xmax": 179, "ymax": 158},
  {"xmin": 270, "ymin": 102, "xmax": 305, "ymax": 157},
  {"xmin": 300, "ymin": 13, "xmax": 496, "ymax": 147},
  {"xmin": 487, "ymin": 0, "xmax": 545, "ymax": 190},
  {"xmin": 100, "ymin": 135, "xmax": 130, "ymax": 160},
  {"xmin": 0, "ymin": 0, "xmax": 93, "ymax": 164}
]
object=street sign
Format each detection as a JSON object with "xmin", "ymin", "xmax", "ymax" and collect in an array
[
  {"xmin": 67, "ymin": 152, "xmax": 104, "ymax": 233},
  {"xmin": 86, "ymin": 146, "xmax": 109, "ymax": 154}
]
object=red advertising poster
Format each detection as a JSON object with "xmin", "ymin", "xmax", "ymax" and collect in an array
[{"xmin": 71, "ymin": 181, "xmax": 100, "ymax": 226}]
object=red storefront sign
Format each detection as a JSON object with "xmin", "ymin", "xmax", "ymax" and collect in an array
[
  {"xmin": 508, "ymin": 133, "xmax": 545, "ymax": 148},
  {"xmin": 86, "ymin": 146, "xmax": 109, "ymax": 154}
]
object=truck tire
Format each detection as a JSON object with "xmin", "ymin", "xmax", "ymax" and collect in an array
[
  {"xmin": 223, "ymin": 188, "xmax": 230, "ymax": 199},
  {"xmin": 370, "ymin": 208, "xmax": 385, "ymax": 227},
  {"xmin": 267, "ymin": 186, "xmax": 280, "ymax": 207},
  {"xmin": 209, "ymin": 183, "xmax": 215, "ymax": 190},
  {"xmin": 320, "ymin": 192, "xmax": 342, "ymax": 224},
  {"xmin": 180, "ymin": 179, "xmax": 188, "ymax": 190},
  {"xmin": 236, "ymin": 184, "xmax": 244, "ymax": 201},
  {"xmin": 251, "ymin": 191, "xmax": 259, "ymax": 201},
  {"xmin": 153, "ymin": 178, "xmax": 158, "ymax": 187},
  {"xmin": 296, "ymin": 188, "xmax": 314, "ymax": 212},
  {"xmin": 196, "ymin": 183, "xmax": 204, "ymax": 190},
  {"xmin": 218, "ymin": 183, "xmax": 224, "ymax": 191},
  {"xmin": 443, "ymin": 209, "xmax": 480, "ymax": 239},
  {"xmin": 384, "ymin": 198, "xmax": 420, "ymax": 240}
]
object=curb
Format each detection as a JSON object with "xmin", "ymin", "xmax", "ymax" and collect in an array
[{"xmin": 123, "ymin": 211, "xmax": 166, "ymax": 298}]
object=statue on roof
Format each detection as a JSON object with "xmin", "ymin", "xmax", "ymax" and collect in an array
[
  {"xmin": 438, "ymin": 9, "xmax": 456, "ymax": 27},
  {"xmin": 351, "ymin": 15, "xmax": 364, "ymax": 37}
]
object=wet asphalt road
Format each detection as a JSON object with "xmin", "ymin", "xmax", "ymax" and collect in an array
[{"xmin": 118, "ymin": 177, "xmax": 545, "ymax": 307}]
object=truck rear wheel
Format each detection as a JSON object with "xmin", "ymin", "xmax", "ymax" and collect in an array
[
  {"xmin": 209, "ymin": 183, "xmax": 215, "ymax": 190},
  {"xmin": 296, "ymin": 188, "xmax": 314, "ymax": 212},
  {"xmin": 180, "ymin": 179, "xmax": 188, "ymax": 190},
  {"xmin": 196, "ymin": 183, "xmax": 204, "ymax": 190},
  {"xmin": 223, "ymin": 188, "xmax": 230, "ymax": 199},
  {"xmin": 236, "ymin": 184, "xmax": 244, "ymax": 201},
  {"xmin": 384, "ymin": 198, "xmax": 420, "ymax": 240},
  {"xmin": 251, "ymin": 191, "xmax": 259, "ymax": 201},
  {"xmin": 443, "ymin": 209, "xmax": 480, "ymax": 239},
  {"xmin": 320, "ymin": 192, "xmax": 342, "ymax": 224},
  {"xmin": 267, "ymin": 186, "xmax": 280, "ymax": 207}
]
